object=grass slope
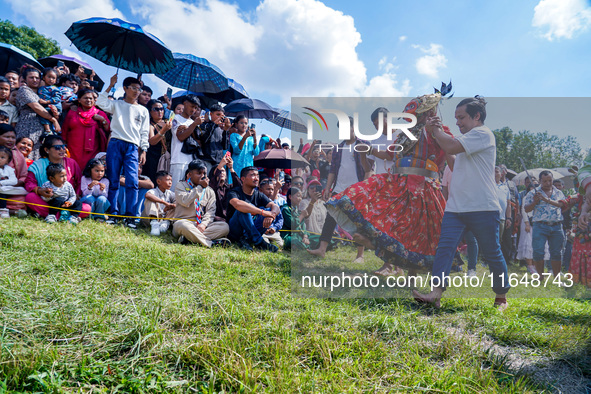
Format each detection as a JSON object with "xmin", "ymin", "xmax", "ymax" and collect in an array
[{"xmin": 1, "ymin": 218, "xmax": 590, "ymax": 393}]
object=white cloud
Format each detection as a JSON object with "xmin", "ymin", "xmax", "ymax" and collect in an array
[
  {"xmin": 5, "ymin": 0, "xmax": 414, "ymax": 104},
  {"xmin": 4, "ymin": 0, "xmax": 125, "ymax": 47},
  {"xmin": 362, "ymin": 73, "xmax": 411, "ymax": 97},
  {"xmin": 532, "ymin": 0, "xmax": 591, "ymax": 40},
  {"xmin": 137, "ymin": 0, "xmax": 261, "ymax": 62},
  {"xmin": 413, "ymin": 43, "xmax": 447, "ymax": 79},
  {"xmin": 399, "ymin": 35, "xmax": 407, "ymax": 42}
]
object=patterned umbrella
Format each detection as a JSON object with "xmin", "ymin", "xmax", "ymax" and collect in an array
[
  {"xmin": 223, "ymin": 98, "xmax": 279, "ymax": 119},
  {"xmin": 38, "ymin": 54, "xmax": 104, "ymax": 91},
  {"xmin": 65, "ymin": 17, "xmax": 175, "ymax": 74},
  {"xmin": 0, "ymin": 42, "xmax": 43, "ymax": 75},
  {"xmin": 265, "ymin": 109, "xmax": 307, "ymax": 134},
  {"xmin": 156, "ymin": 53, "xmax": 229, "ymax": 94},
  {"xmin": 203, "ymin": 79, "xmax": 249, "ymax": 104}
]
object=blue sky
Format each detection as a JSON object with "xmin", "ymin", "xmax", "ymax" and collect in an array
[{"xmin": 2, "ymin": 0, "xmax": 591, "ymax": 150}]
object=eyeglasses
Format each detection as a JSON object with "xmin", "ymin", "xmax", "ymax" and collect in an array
[
  {"xmin": 51, "ymin": 144, "xmax": 67, "ymax": 150},
  {"xmin": 126, "ymin": 86, "xmax": 142, "ymax": 92},
  {"xmin": 151, "ymin": 107, "xmax": 164, "ymax": 112}
]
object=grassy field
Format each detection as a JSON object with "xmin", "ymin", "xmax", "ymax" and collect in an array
[{"xmin": 1, "ymin": 217, "xmax": 590, "ymax": 393}]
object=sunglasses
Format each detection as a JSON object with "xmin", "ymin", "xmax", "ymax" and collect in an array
[
  {"xmin": 152, "ymin": 107, "xmax": 164, "ymax": 112},
  {"xmin": 51, "ymin": 144, "xmax": 67, "ymax": 150},
  {"xmin": 293, "ymin": 182, "xmax": 304, "ymax": 187}
]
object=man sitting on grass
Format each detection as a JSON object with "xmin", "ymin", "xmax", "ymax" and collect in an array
[
  {"xmin": 227, "ymin": 166, "xmax": 281, "ymax": 252},
  {"xmin": 173, "ymin": 160, "xmax": 230, "ymax": 247}
]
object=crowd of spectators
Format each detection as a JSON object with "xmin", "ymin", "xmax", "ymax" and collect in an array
[{"xmin": 0, "ymin": 63, "xmax": 323, "ymax": 253}]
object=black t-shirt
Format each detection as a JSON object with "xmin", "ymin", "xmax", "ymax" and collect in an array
[
  {"xmin": 197, "ymin": 121, "xmax": 227, "ymax": 164},
  {"xmin": 226, "ymin": 186, "xmax": 272, "ymax": 220}
]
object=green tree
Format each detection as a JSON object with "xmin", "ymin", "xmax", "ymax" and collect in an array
[
  {"xmin": 0, "ymin": 19, "xmax": 61, "ymax": 60},
  {"xmin": 493, "ymin": 127, "xmax": 584, "ymax": 171}
]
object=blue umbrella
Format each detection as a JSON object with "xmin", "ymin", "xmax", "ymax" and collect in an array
[
  {"xmin": 0, "ymin": 42, "xmax": 43, "ymax": 75},
  {"xmin": 223, "ymin": 98, "xmax": 279, "ymax": 119},
  {"xmin": 266, "ymin": 109, "xmax": 307, "ymax": 134},
  {"xmin": 65, "ymin": 17, "xmax": 175, "ymax": 74},
  {"xmin": 156, "ymin": 53, "xmax": 228, "ymax": 94},
  {"xmin": 203, "ymin": 78, "xmax": 249, "ymax": 104}
]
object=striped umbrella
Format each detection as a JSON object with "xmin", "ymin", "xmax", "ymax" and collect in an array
[
  {"xmin": 266, "ymin": 109, "xmax": 307, "ymax": 134},
  {"xmin": 156, "ymin": 53, "xmax": 229, "ymax": 94},
  {"xmin": 203, "ymin": 78, "xmax": 249, "ymax": 104},
  {"xmin": 223, "ymin": 98, "xmax": 279, "ymax": 119}
]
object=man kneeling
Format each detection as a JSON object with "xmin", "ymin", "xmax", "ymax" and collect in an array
[
  {"xmin": 227, "ymin": 166, "xmax": 281, "ymax": 252},
  {"xmin": 173, "ymin": 160, "xmax": 230, "ymax": 247}
]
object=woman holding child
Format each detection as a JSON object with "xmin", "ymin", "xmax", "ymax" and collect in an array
[
  {"xmin": 24, "ymin": 135, "xmax": 90, "ymax": 218},
  {"xmin": 61, "ymin": 89, "xmax": 110, "ymax": 170},
  {"xmin": 15, "ymin": 67, "xmax": 61, "ymax": 160}
]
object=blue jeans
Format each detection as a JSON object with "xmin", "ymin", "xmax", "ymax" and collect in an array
[
  {"xmin": 106, "ymin": 138, "xmax": 139, "ymax": 216},
  {"xmin": 80, "ymin": 195, "xmax": 110, "ymax": 218},
  {"xmin": 118, "ymin": 187, "xmax": 148, "ymax": 220},
  {"xmin": 532, "ymin": 222, "xmax": 564, "ymax": 261},
  {"xmin": 432, "ymin": 211, "xmax": 510, "ymax": 294},
  {"xmin": 463, "ymin": 230, "xmax": 479, "ymax": 270},
  {"xmin": 228, "ymin": 209, "xmax": 267, "ymax": 245}
]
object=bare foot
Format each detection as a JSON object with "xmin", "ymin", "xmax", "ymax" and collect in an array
[
  {"xmin": 373, "ymin": 263, "xmax": 394, "ymax": 276},
  {"xmin": 493, "ymin": 296, "xmax": 508, "ymax": 311},
  {"xmin": 393, "ymin": 266, "xmax": 405, "ymax": 276},
  {"xmin": 412, "ymin": 289, "xmax": 441, "ymax": 309},
  {"xmin": 352, "ymin": 256, "xmax": 364, "ymax": 264},
  {"xmin": 307, "ymin": 248, "xmax": 326, "ymax": 258},
  {"xmin": 352, "ymin": 233, "xmax": 374, "ymax": 249}
]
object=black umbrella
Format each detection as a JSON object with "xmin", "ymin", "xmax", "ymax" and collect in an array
[
  {"xmin": 65, "ymin": 17, "xmax": 175, "ymax": 74},
  {"xmin": 0, "ymin": 42, "xmax": 43, "ymax": 75}
]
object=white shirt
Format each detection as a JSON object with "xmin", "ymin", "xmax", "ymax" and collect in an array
[
  {"xmin": 170, "ymin": 114, "xmax": 195, "ymax": 165},
  {"xmin": 145, "ymin": 187, "xmax": 176, "ymax": 216},
  {"xmin": 96, "ymin": 92, "xmax": 150, "ymax": 151},
  {"xmin": 446, "ymin": 125, "xmax": 501, "ymax": 213},
  {"xmin": 333, "ymin": 147, "xmax": 357, "ymax": 194},
  {"xmin": 0, "ymin": 165, "xmax": 17, "ymax": 186},
  {"xmin": 372, "ymin": 134, "xmax": 394, "ymax": 175},
  {"xmin": 496, "ymin": 182, "xmax": 510, "ymax": 218}
]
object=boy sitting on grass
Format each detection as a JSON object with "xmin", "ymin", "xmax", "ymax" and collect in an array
[
  {"xmin": 173, "ymin": 160, "xmax": 230, "ymax": 247},
  {"xmin": 41, "ymin": 163, "xmax": 82, "ymax": 224},
  {"xmin": 142, "ymin": 171, "xmax": 176, "ymax": 236}
]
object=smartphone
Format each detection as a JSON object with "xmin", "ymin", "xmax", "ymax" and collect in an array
[
  {"xmin": 57, "ymin": 60, "xmax": 65, "ymax": 68},
  {"xmin": 83, "ymin": 67, "xmax": 92, "ymax": 76},
  {"xmin": 251, "ymin": 123, "xmax": 256, "ymax": 129},
  {"xmin": 166, "ymin": 87, "xmax": 172, "ymax": 100},
  {"xmin": 225, "ymin": 151, "xmax": 231, "ymax": 159},
  {"xmin": 168, "ymin": 112, "xmax": 175, "ymax": 122},
  {"xmin": 88, "ymin": 80, "xmax": 99, "ymax": 88}
]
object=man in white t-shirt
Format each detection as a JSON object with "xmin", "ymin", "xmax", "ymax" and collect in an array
[
  {"xmin": 98, "ymin": 74, "xmax": 150, "ymax": 229},
  {"xmin": 413, "ymin": 97, "xmax": 510, "ymax": 309},
  {"xmin": 170, "ymin": 95, "xmax": 204, "ymax": 190}
]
